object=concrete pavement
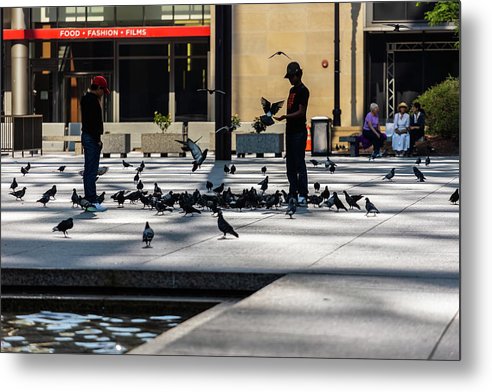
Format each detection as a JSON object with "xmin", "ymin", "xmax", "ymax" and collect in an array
[{"xmin": 1, "ymin": 152, "xmax": 460, "ymax": 359}]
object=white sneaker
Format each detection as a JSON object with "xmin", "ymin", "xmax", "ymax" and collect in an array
[{"xmin": 92, "ymin": 202, "xmax": 107, "ymax": 212}]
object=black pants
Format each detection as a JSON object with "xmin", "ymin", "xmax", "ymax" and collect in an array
[
  {"xmin": 410, "ymin": 128, "xmax": 425, "ymax": 151},
  {"xmin": 286, "ymin": 131, "xmax": 308, "ymax": 198},
  {"xmin": 362, "ymin": 129, "xmax": 382, "ymax": 156},
  {"xmin": 82, "ymin": 132, "xmax": 102, "ymax": 203}
]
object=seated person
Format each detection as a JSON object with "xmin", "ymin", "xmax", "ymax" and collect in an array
[{"xmin": 409, "ymin": 102, "xmax": 426, "ymax": 155}]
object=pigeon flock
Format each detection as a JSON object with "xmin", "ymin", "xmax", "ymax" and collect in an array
[{"xmin": 5, "ymin": 154, "xmax": 458, "ymax": 248}]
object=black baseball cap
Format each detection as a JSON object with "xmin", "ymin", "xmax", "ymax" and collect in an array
[{"xmin": 284, "ymin": 62, "xmax": 301, "ymax": 78}]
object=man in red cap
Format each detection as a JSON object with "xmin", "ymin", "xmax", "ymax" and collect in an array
[
  {"xmin": 274, "ymin": 62, "xmax": 310, "ymax": 206},
  {"xmin": 80, "ymin": 75, "xmax": 110, "ymax": 212}
]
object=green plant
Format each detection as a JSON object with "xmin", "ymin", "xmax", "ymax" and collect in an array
[
  {"xmin": 418, "ymin": 1, "xmax": 460, "ymax": 45},
  {"xmin": 231, "ymin": 114, "xmax": 241, "ymax": 130},
  {"xmin": 153, "ymin": 111, "xmax": 172, "ymax": 133},
  {"xmin": 252, "ymin": 117, "xmax": 266, "ymax": 134},
  {"xmin": 415, "ymin": 76, "xmax": 459, "ymax": 140}
]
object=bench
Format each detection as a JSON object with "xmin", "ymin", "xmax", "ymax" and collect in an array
[{"xmin": 43, "ymin": 135, "xmax": 83, "ymax": 155}]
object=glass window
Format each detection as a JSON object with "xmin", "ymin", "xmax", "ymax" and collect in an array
[
  {"xmin": 119, "ymin": 43, "xmax": 169, "ymax": 57},
  {"xmin": 406, "ymin": 2, "xmax": 435, "ymax": 21},
  {"xmin": 32, "ymin": 7, "xmax": 57, "ymax": 24},
  {"xmin": 175, "ymin": 57, "xmax": 208, "ymax": 120},
  {"xmin": 59, "ymin": 6, "xmax": 86, "ymax": 24},
  {"xmin": 145, "ymin": 5, "xmax": 173, "ymax": 25},
  {"xmin": 69, "ymin": 41, "xmax": 114, "ymax": 58},
  {"xmin": 87, "ymin": 6, "xmax": 115, "ymax": 27},
  {"xmin": 175, "ymin": 42, "xmax": 209, "ymax": 57},
  {"xmin": 174, "ymin": 5, "xmax": 191, "ymax": 21},
  {"xmin": 373, "ymin": 2, "xmax": 406, "ymax": 21},
  {"xmin": 116, "ymin": 6, "xmax": 144, "ymax": 26}
]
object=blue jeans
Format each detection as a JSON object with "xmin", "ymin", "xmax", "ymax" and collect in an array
[
  {"xmin": 81, "ymin": 132, "xmax": 101, "ymax": 203},
  {"xmin": 285, "ymin": 131, "xmax": 308, "ymax": 198}
]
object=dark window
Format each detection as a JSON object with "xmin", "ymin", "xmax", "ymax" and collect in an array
[
  {"xmin": 119, "ymin": 43, "xmax": 169, "ymax": 57},
  {"xmin": 373, "ymin": 2, "xmax": 437, "ymax": 22},
  {"xmin": 69, "ymin": 41, "xmax": 114, "ymax": 58},
  {"xmin": 175, "ymin": 57, "xmax": 207, "ymax": 121},
  {"xmin": 116, "ymin": 6, "xmax": 144, "ymax": 26}
]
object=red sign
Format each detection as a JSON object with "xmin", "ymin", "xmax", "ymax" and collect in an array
[{"xmin": 3, "ymin": 25, "xmax": 210, "ymax": 40}]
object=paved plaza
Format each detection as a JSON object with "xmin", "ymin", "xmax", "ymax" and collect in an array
[{"xmin": 1, "ymin": 152, "xmax": 460, "ymax": 359}]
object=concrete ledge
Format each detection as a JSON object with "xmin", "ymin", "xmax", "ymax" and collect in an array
[{"xmin": 2, "ymin": 268, "xmax": 283, "ymax": 292}]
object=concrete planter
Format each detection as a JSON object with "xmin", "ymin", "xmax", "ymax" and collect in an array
[
  {"xmin": 236, "ymin": 133, "xmax": 284, "ymax": 158},
  {"xmin": 141, "ymin": 133, "xmax": 184, "ymax": 157},
  {"xmin": 101, "ymin": 133, "xmax": 131, "ymax": 158}
]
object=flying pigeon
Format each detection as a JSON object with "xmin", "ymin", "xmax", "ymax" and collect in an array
[
  {"xmin": 37, "ymin": 194, "xmax": 50, "ymax": 207},
  {"xmin": 122, "ymin": 160, "xmax": 133, "ymax": 168},
  {"xmin": 268, "ymin": 51, "xmax": 291, "ymax": 59},
  {"xmin": 383, "ymin": 168, "xmax": 395, "ymax": 181},
  {"xmin": 425, "ymin": 156, "xmax": 431, "ymax": 166},
  {"xmin": 286, "ymin": 197, "xmax": 297, "ymax": 219},
  {"xmin": 57, "ymin": 165, "xmax": 66, "ymax": 172},
  {"xmin": 10, "ymin": 178, "xmax": 18, "ymax": 191},
  {"xmin": 260, "ymin": 97, "xmax": 284, "ymax": 127},
  {"xmin": 217, "ymin": 209, "xmax": 239, "ymax": 238},
  {"xmin": 365, "ymin": 198, "xmax": 380, "ymax": 217},
  {"xmin": 10, "ymin": 187, "xmax": 26, "ymax": 200},
  {"xmin": 142, "ymin": 221, "xmax": 154, "ymax": 248},
  {"xmin": 176, "ymin": 138, "xmax": 208, "ymax": 172},
  {"xmin": 52, "ymin": 218, "xmax": 73, "ymax": 237},
  {"xmin": 449, "ymin": 189, "xmax": 459, "ymax": 204},
  {"xmin": 197, "ymin": 88, "xmax": 225, "ymax": 95},
  {"xmin": 413, "ymin": 166, "xmax": 426, "ymax": 182},
  {"xmin": 385, "ymin": 23, "xmax": 410, "ymax": 32}
]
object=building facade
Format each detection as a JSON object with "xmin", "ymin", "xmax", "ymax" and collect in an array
[{"xmin": 1, "ymin": 2, "xmax": 459, "ymax": 130}]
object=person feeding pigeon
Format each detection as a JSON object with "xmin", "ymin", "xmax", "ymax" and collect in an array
[
  {"xmin": 80, "ymin": 75, "xmax": 110, "ymax": 212},
  {"xmin": 273, "ymin": 61, "xmax": 310, "ymax": 206}
]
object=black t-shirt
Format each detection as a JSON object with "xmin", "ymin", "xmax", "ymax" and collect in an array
[
  {"xmin": 80, "ymin": 91, "xmax": 104, "ymax": 141},
  {"xmin": 286, "ymin": 83, "xmax": 309, "ymax": 134}
]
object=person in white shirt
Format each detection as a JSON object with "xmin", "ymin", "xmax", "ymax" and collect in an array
[{"xmin": 392, "ymin": 102, "xmax": 410, "ymax": 157}]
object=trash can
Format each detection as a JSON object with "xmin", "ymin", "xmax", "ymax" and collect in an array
[{"xmin": 310, "ymin": 116, "xmax": 331, "ymax": 156}]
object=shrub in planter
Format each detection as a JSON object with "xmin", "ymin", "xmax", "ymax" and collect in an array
[{"xmin": 416, "ymin": 77, "xmax": 459, "ymax": 141}]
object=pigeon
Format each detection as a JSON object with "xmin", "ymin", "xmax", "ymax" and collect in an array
[
  {"xmin": 52, "ymin": 218, "xmax": 73, "ymax": 237},
  {"xmin": 155, "ymin": 201, "xmax": 173, "ymax": 215},
  {"xmin": 413, "ymin": 166, "xmax": 426, "ymax": 182},
  {"xmin": 215, "ymin": 124, "xmax": 237, "ymax": 134},
  {"xmin": 383, "ymin": 168, "xmax": 396, "ymax": 181},
  {"xmin": 79, "ymin": 198, "xmax": 92, "ymax": 210},
  {"xmin": 325, "ymin": 158, "xmax": 337, "ymax": 167},
  {"xmin": 36, "ymin": 194, "xmax": 50, "ymax": 207},
  {"xmin": 230, "ymin": 164, "xmax": 236, "ymax": 175},
  {"xmin": 183, "ymin": 204, "xmax": 202, "ymax": 216},
  {"xmin": 43, "ymin": 185, "xmax": 57, "ymax": 200},
  {"xmin": 310, "ymin": 159, "xmax": 320, "ymax": 167},
  {"xmin": 329, "ymin": 163, "xmax": 336, "ymax": 174},
  {"xmin": 79, "ymin": 166, "xmax": 108, "ymax": 177},
  {"xmin": 206, "ymin": 181, "xmax": 213, "ymax": 192},
  {"xmin": 268, "ymin": 51, "xmax": 291, "ymax": 59},
  {"xmin": 343, "ymin": 190, "xmax": 362, "ymax": 210},
  {"xmin": 325, "ymin": 194, "xmax": 336, "ymax": 209},
  {"xmin": 333, "ymin": 192, "xmax": 348, "ymax": 212},
  {"xmin": 217, "ymin": 210, "xmax": 239, "ymax": 238},
  {"xmin": 95, "ymin": 192, "xmax": 105, "ymax": 205},
  {"xmin": 10, "ymin": 178, "xmax": 18, "ymax": 191},
  {"xmin": 415, "ymin": 157, "xmax": 421, "ymax": 165},
  {"xmin": 224, "ymin": 164, "xmax": 230, "ymax": 174},
  {"xmin": 286, "ymin": 197, "xmax": 297, "ymax": 218},
  {"xmin": 425, "ymin": 156, "xmax": 431, "ymax": 166},
  {"xmin": 314, "ymin": 182, "xmax": 321, "ymax": 193},
  {"xmin": 320, "ymin": 186, "xmax": 330, "ymax": 200},
  {"xmin": 308, "ymin": 194, "xmax": 324, "ymax": 207},
  {"xmin": 135, "ymin": 165, "xmax": 144, "ymax": 174},
  {"xmin": 140, "ymin": 161, "xmax": 146, "ymax": 169},
  {"xmin": 260, "ymin": 97, "xmax": 284, "ymax": 127},
  {"xmin": 71, "ymin": 189, "xmax": 79, "ymax": 208},
  {"xmin": 176, "ymin": 138, "xmax": 208, "ymax": 172},
  {"xmin": 114, "ymin": 191, "xmax": 126, "ymax": 208},
  {"xmin": 57, "ymin": 165, "xmax": 66, "ymax": 172},
  {"xmin": 26, "ymin": 162, "xmax": 31, "ymax": 171},
  {"xmin": 21, "ymin": 166, "xmax": 28, "ymax": 176},
  {"xmin": 213, "ymin": 183, "xmax": 225, "ymax": 194},
  {"xmin": 134, "ymin": 173, "xmax": 140, "ymax": 183},
  {"xmin": 10, "ymin": 187, "xmax": 26, "ymax": 200},
  {"xmin": 365, "ymin": 198, "xmax": 380, "ymax": 217},
  {"xmin": 137, "ymin": 180, "xmax": 144, "ymax": 191},
  {"xmin": 261, "ymin": 166, "xmax": 267, "ymax": 175},
  {"xmin": 153, "ymin": 183, "xmax": 163, "ymax": 197},
  {"xmin": 122, "ymin": 160, "xmax": 133, "ymax": 168},
  {"xmin": 142, "ymin": 222, "xmax": 154, "ymax": 248},
  {"xmin": 258, "ymin": 176, "xmax": 269, "ymax": 193},
  {"xmin": 449, "ymin": 189, "xmax": 459, "ymax": 204},
  {"xmin": 385, "ymin": 23, "xmax": 410, "ymax": 32},
  {"xmin": 197, "ymin": 88, "xmax": 225, "ymax": 95}
]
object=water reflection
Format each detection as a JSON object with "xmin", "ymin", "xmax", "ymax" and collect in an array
[{"xmin": 1, "ymin": 309, "xmax": 189, "ymax": 354}]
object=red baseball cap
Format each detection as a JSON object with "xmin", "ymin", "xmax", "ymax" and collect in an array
[{"xmin": 92, "ymin": 75, "xmax": 110, "ymax": 95}]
